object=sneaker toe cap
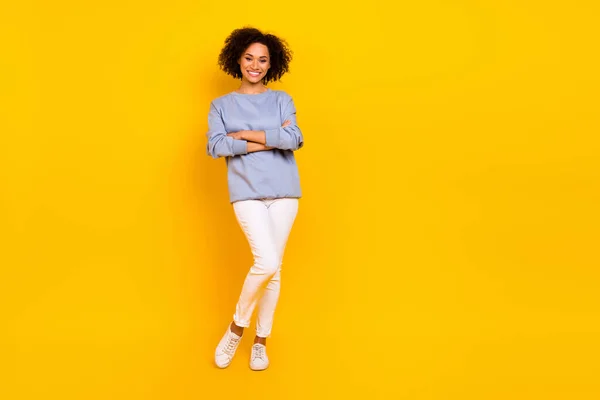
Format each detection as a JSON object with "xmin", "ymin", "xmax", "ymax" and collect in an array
[{"xmin": 215, "ymin": 353, "xmax": 232, "ymax": 368}]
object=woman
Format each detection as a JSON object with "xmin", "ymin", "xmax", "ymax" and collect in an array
[{"xmin": 206, "ymin": 27, "xmax": 303, "ymax": 371}]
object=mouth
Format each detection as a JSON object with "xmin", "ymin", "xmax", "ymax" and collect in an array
[{"xmin": 247, "ymin": 71, "xmax": 261, "ymax": 77}]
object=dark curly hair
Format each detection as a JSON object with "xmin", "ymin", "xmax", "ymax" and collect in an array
[{"xmin": 218, "ymin": 27, "xmax": 293, "ymax": 84}]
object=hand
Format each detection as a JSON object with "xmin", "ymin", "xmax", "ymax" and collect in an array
[
  {"xmin": 282, "ymin": 120, "xmax": 291, "ymax": 128},
  {"xmin": 227, "ymin": 130, "xmax": 247, "ymax": 140}
]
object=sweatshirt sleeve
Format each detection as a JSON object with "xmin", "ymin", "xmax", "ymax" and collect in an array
[
  {"xmin": 264, "ymin": 96, "xmax": 304, "ymax": 151},
  {"xmin": 206, "ymin": 101, "xmax": 248, "ymax": 158}
]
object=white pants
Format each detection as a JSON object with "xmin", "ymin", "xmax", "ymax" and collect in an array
[{"xmin": 232, "ymin": 198, "xmax": 299, "ymax": 338}]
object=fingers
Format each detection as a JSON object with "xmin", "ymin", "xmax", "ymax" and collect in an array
[{"xmin": 281, "ymin": 120, "xmax": 291, "ymax": 127}]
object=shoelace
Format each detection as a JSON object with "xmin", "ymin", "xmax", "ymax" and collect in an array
[
  {"xmin": 223, "ymin": 335, "xmax": 240, "ymax": 356},
  {"xmin": 252, "ymin": 345, "xmax": 266, "ymax": 360}
]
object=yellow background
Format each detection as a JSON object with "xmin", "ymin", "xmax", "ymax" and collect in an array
[{"xmin": 2, "ymin": 1, "xmax": 599, "ymax": 398}]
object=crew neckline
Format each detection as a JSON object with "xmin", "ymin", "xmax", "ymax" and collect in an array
[{"xmin": 231, "ymin": 88, "xmax": 271, "ymax": 96}]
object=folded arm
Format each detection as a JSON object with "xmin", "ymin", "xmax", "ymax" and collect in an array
[
  {"xmin": 226, "ymin": 97, "xmax": 304, "ymax": 151},
  {"xmin": 264, "ymin": 97, "xmax": 304, "ymax": 151},
  {"xmin": 227, "ymin": 120, "xmax": 291, "ymax": 145},
  {"xmin": 206, "ymin": 102, "xmax": 248, "ymax": 158}
]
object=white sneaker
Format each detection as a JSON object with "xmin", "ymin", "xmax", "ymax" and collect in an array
[
  {"xmin": 249, "ymin": 343, "xmax": 269, "ymax": 371},
  {"xmin": 214, "ymin": 326, "xmax": 242, "ymax": 368}
]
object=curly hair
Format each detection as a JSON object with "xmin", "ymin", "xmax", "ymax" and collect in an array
[{"xmin": 218, "ymin": 27, "xmax": 293, "ymax": 84}]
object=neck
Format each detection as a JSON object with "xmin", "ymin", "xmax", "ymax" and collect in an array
[{"xmin": 237, "ymin": 80, "xmax": 268, "ymax": 94}]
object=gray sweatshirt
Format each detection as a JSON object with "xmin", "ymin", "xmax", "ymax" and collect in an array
[{"xmin": 206, "ymin": 89, "xmax": 304, "ymax": 203}]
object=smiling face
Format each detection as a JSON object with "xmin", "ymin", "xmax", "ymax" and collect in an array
[{"xmin": 238, "ymin": 42, "xmax": 271, "ymax": 84}]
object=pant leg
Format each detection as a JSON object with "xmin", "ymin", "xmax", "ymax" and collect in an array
[
  {"xmin": 232, "ymin": 200, "xmax": 280, "ymax": 328},
  {"xmin": 255, "ymin": 198, "xmax": 299, "ymax": 337}
]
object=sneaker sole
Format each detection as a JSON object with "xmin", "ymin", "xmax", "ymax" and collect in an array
[{"xmin": 249, "ymin": 363, "xmax": 269, "ymax": 371}]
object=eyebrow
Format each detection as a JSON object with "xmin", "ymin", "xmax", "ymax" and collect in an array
[{"xmin": 245, "ymin": 53, "xmax": 269, "ymax": 59}]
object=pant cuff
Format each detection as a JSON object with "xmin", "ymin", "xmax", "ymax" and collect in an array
[
  {"xmin": 256, "ymin": 330, "xmax": 271, "ymax": 338},
  {"xmin": 233, "ymin": 315, "xmax": 250, "ymax": 328}
]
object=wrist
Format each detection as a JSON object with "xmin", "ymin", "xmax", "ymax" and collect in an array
[{"xmin": 248, "ymin": 130, "xmax": 259, "ymax": 141}]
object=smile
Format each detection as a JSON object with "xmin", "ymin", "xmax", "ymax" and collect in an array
[{"xmin": 248, "ymin": 71, "xmax": 261, "ymax": 77}]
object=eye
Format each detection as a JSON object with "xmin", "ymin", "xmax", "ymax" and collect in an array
[
  {"xmin": 245, "ymin": 57, "xmax": 252, "ymax": 61},
  {"xmin": 260, "ymin": 60, "xmax": 267, "ymax": 63}
]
